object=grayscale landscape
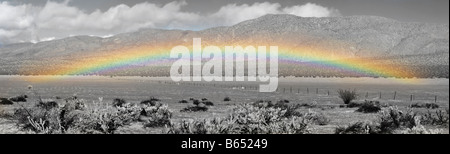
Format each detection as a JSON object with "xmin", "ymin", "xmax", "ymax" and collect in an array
[{"xmin": 0, "ymin": 1, "xmax": 448, "ymax": 134}]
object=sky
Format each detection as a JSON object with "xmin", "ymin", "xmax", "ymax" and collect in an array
[{"xmin": 0, "ymin": 0, "xmax": 448, "ymax": 45}]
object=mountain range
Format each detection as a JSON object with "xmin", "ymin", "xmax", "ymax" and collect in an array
[{"xmin": 0, "ymin": 14, "xmax": 448, "ymax": 78}]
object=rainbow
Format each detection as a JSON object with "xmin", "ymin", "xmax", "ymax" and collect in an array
[{"xmin": 21, "ymin": 42, "xmax": 417, "ymax": 83}]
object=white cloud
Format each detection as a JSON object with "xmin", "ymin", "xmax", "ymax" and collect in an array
[
  {"xmin": 283, "ymin": 3, "xmax": 341, "ymax": 18},
  {"xmin": 0, "ymin": 1, "xmax": 340, "ymax": 44},
  {"xmin": 208, "ymin": 2, "xmax": 282, "ymax": 27}
]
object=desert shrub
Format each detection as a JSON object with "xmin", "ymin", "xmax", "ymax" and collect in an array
[
  {"xmin": 278, "ymin": 99, "xmax": 290, "ymax": 103},
  {"xmin": 303, "ymin": 110, "xmax": 330, "ymax": 125},
  {"xmin": 424, "ymin": 103, "xmax": 438, "ymax": 109},
  {"xmin": 378, "ymin": 107, "xmax": 419, "ymax": 134},
  {"xmin": 335, "ymin": 122, "xmax": 379, "ymax": 134},
  {"xmin": 166, "ymin": 119, "xmax": 232, "ymax": 134},
  {"xmin": 231, "ymin": 104, "xmax": 286, "ymax": 125},
  {"xmin": 252, "ymin": 100, "xmax": 302, "ymax": 118},
  {"xmin": 181, "ymin": 105, "xmax": 208, "ymax": 112},
  {"xmin": 0, "ymin": 97, "xmax": 13, "ymax": 105},
  {"xmin": 224, "ymin": 97, "xmax": 231, "ymax": 102},
  {"xmin": 421, "ymin": 109, "xmax": 449, "ymax": 127},
  {"xmin": 347, "ymin": 102, "xmax": 362, "ymax": 108},
  {"xmin": 336, "ymin": 107, "xmax": 445, "ymax": 134},
  {"xmin": 141, "ymin": 105, "xmax": 172, "ymax": 127},
  {"xmin": 168, "ymin": 104, "xmax": 311, "ymax": 134},
  {"xmin": 410, "ymin": 103, "xmax": 421, "ymax": 108},
  {"xmin": 140, "ymin": 97, "xmax": 160, "ymax": 106},
  {"xmin": 410, "ymin": 103, "xmax": 440, "ymax": 109},
  {"xmin": 9, "ymin": 95, "xmax": 27, "ymax": 102},
  {"xmin": 273, "ymin": 101, "xmax": 289, "ymax": 109},
  {"xmin": 78, "ymin": 102, "xmax": 171, "ymax": 133},
  {"xmin": 203, "ymin": 100, "xmax": 214, "ymax": 106},
  {"xmin": 298, "ymin": 103, "xmax": 317, "ymax": 108},
  {"xmin": 72, "ymin": 101, "xmax": 142, "ymax": 134},
  {"xmin": 201, "ymin": 98, "xmax": 208, "ymax": 101},
  {"xmin": 112, "ymin": 98, "xmax": 127, "ymax": 107},
  {"xmin": 14, "ymin": 101, "xmax": 63, "ymax": 133},
  {"xmin": 115, "ymin": 103, "xmax": 143, "ymax": 125},
  {"xmin": 400, "ymin": 125, "xmax": 443, "ymax": 134},
  {"xmin": 192, "ymin": 99, "xmax": 201, "ymax": 105},
  {"xmin": 356, "ymin": 101, "xmax": 382, "ymax": 113},
  {"xmin": 12, "ymin": 99, "xmax": 89, "ymax": 134},
  {"xmin": 178, "ymin": 99, "xmax": 188, "ymax": 104},
  {"xmin": 36, "ymin": 100, "xmax": 59, "ymax": 110},
  {"xmin": 337, "ymin": 89, "xmax": 357, "ymax": 104},
  {"xmin": 252, "ymin": 100, "xmax": 274, "ymax": 108},
  {"xmin": 76, "ymin": 109, "xmax": 124, "ymax": 134},
  {"xmin": 229, "ymin": 104, "xmax": 309, "ymax": 134},
  {"xmin": 12, "ymin": 97, "xmax": 172, "ymax": 134},
  {"xmin": 58, "ymin": 99, "xmax": 87, "ymax": 131},
  {"xmin": 64, "ymin": 96, "xmax": 78, "ymax": 102},
  {"xmin": 283, "ymin": 104, "xmax": 303, "ymax": 118}
]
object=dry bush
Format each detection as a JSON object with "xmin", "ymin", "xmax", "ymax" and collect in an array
[
  {"xmin": 13, "ymin": 97, "xmax": 172, "ymax": 134},
  {"xmin": 141, "ymin": 105, "xmax": 172, "ymax": 128},
  {"xmin": 303, "ymin": 110, "xmax": 330, "ymax": 126},
  {"xmin": 356, "ymin": 101, "xmax": 382, "ymax": 113},
  {"xmin": 378, "ymin": 107, "xmax": 419, "ymax": 134},
  {"xmin": 178, "ymin": 99, "xmax": 188, "ymax": 104},
  {"xmin": 112, "ymin": 98, "xmax": 127, "ymax": 107},
  {"xmin": 13, "ymin": 99, "xmax": 63, "ymax": 133},
  {"xmin": 335, "ymin": 122, "xmax": 379, "ymax": 134},
  {"xmin": 0, "ymin": 97, "xmax": 13, "ymax": 105},
  {"xmin": 168, "ymin": 104, "xmax": 311, "ymax": 134},
  {"xmin": 337, "ymin": 89, "xmax": 357, "ymax": 104},
  {"xmin": 399, "ymin": 125, "xmax": 443, "ymax": 134},
  {"xmin": 421, "ymin": 109, "xmax": 449, "ymax": 127},
  {"xmin": 141, "ymin": 97, "xmax": 161, "ymax": 106},
  {"xmin": 9, "ymin": 95, "xmax": 27, "ymax": 102},
  {"xmin": 335, "ymin": 107, "xmax": 441, "ymax": 134},
  {"xmin": 410, "ymin": 103, "xmax": 440, "ymax": 109}
]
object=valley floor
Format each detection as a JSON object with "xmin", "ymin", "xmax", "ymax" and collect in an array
[{"xmin": 1, "ymin": 76, "xmax": 448, "ymax": 134}]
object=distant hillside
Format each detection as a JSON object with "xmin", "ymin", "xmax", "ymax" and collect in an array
[{"xmin": 0, "ymin": 14, "xmax": 448, "ymax": 78}]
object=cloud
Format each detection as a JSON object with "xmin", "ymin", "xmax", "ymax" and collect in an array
[
  {"xmin": 0, "ymin": 1, "xmax": 340, "ymax": 44},
  {"xmin": 283, "ymin": 3, "xmax": 341, "ymax": 18},
  {"xmin": 208, "ymin": 2, "xmax": 340, "ymax": 27}
]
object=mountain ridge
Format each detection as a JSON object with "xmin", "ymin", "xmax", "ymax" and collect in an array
[{"xmin": 0, "ymin": 14, "xmax": 448, "ymax": 78}]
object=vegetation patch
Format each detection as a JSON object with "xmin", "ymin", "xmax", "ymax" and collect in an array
[
  {"xmin": 140, "ymin": 105, "xmax": 172, "ymax": 128},
  {"xmin": 178, "ymin": 99, "xmax": 188, "ymax": 104},
  {"xmin": 168, "ymin": 104, "xmax": 311, "ymax": 134},
  {"xmin": 410, "ymin": 103, "xmax": 440, "ymax": 109},
  {"xmin": 335, "ymin": 122, "xmax": 379, "ymax": 134},
  {"xmin": 140, "ymin": 97, "xmax": 161, "ymax": 106},
  {"xmin": 181, "ymin": 105, "xmax": 208, "ymax": 112},
  {"xmin": 356, "ymin": 101, "xmax": 382, "ymax": 113},
  {"xmin": 347, "ymin": 102, "xmax": 362, "ymax": 108},
  {"xmin": 9, "ymin": 95, "xmax": 27, "ymax": 102},
  {"xmin": 0, "ymin": 98, "xmax": 13, "ymax": 105},
  {"xmin": 12, "ymin": 98, "xmax": 172, "ymax": 134},
  {"xmin": 303, "ymin": 110, "xmax": 330, "ymax": 126},
  {"xmin": 421, "ymin": 109, "xmax": 449, "ymax": 127},
  {"xmin": 337, "ymin": 89, "xmax": 357, "ymax": 104},
  {"xmin": 112, "ymin": 98, "xmax": 127, "ymax": 107}
]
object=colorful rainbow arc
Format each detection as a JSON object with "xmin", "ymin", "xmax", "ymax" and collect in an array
[{"xmin": 22, "ymin": 45, "xmax": 416, "ymax": 83}]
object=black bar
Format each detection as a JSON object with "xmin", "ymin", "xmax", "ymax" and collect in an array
[{"xmin": 0, "ymin": 134, "xmax": 447, "ymax": 153}]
